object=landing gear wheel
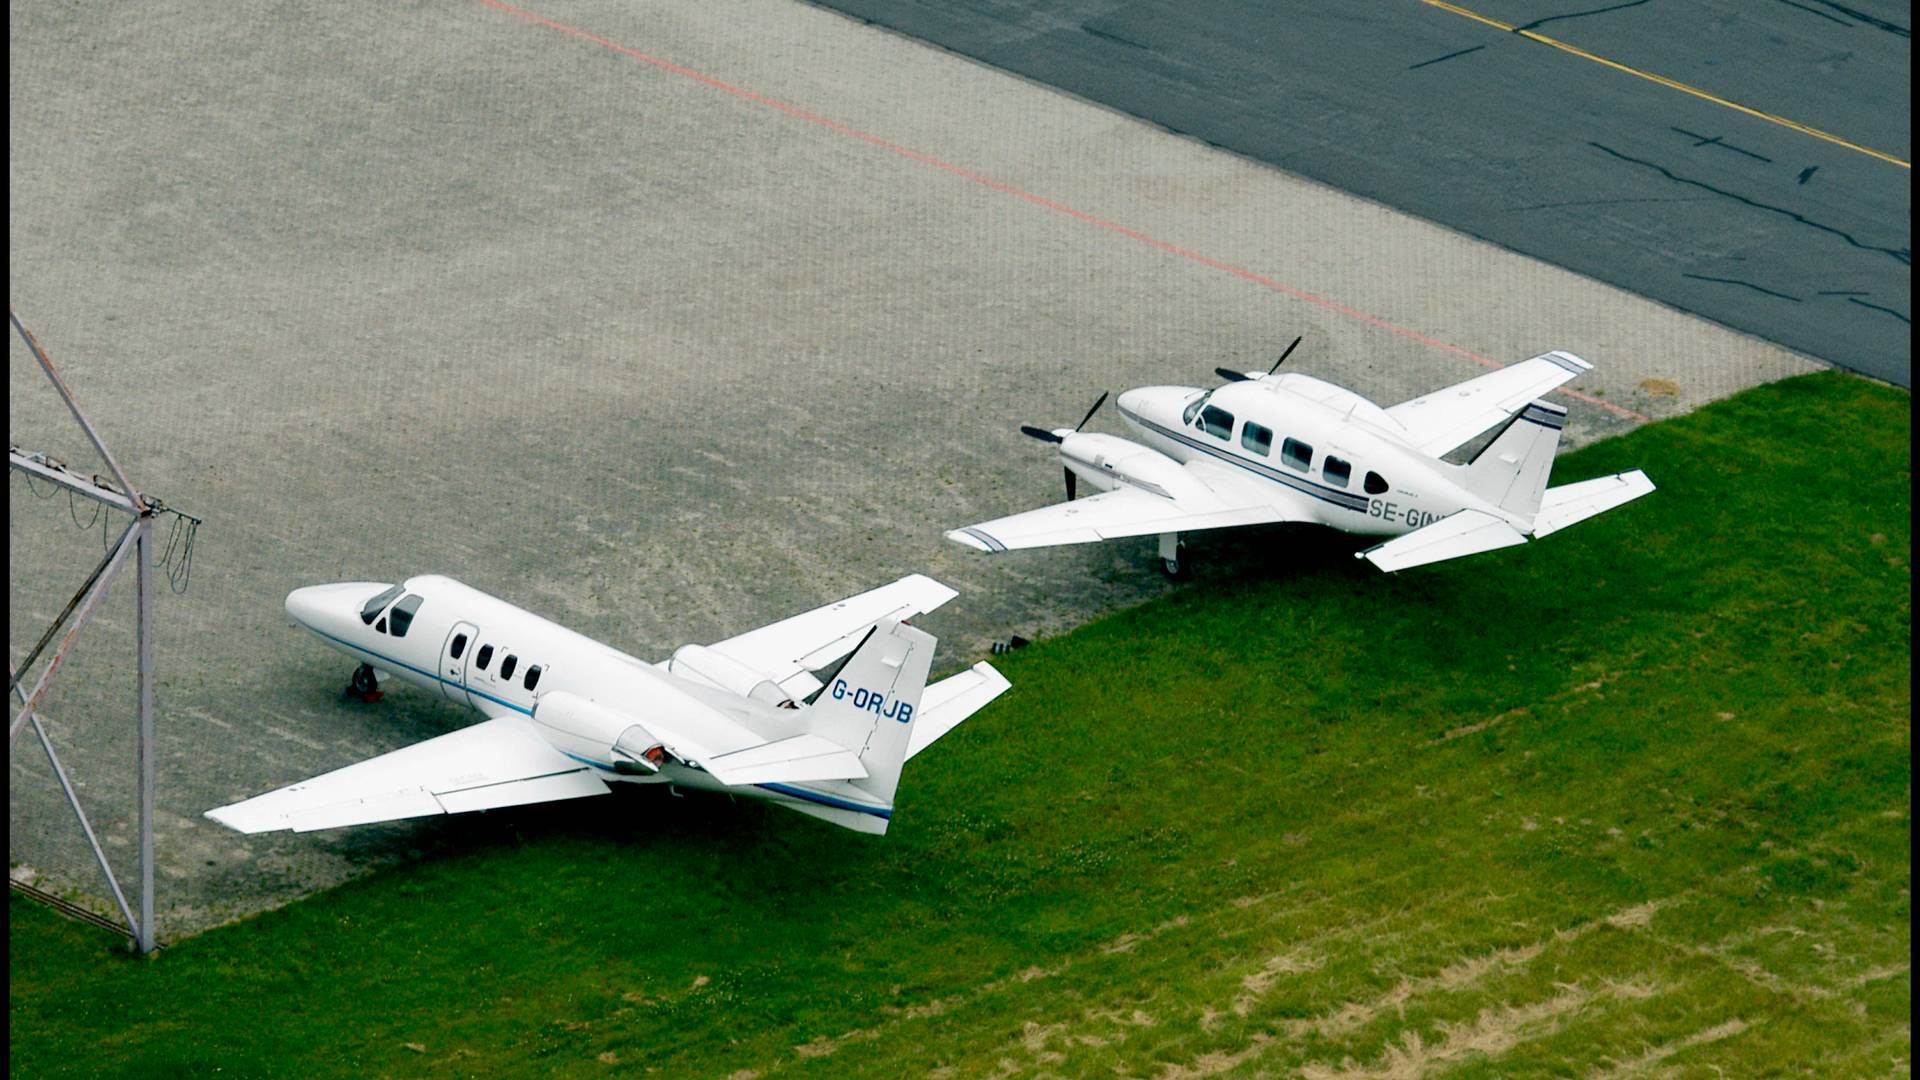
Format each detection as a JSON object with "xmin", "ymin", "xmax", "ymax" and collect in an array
[
  {"xmin": 347, "ymin": 662, "xmax": 382, "ymax": 701},
  {"xmin": 1158, "ymin": 533, "xmax": 1189, "ymax": 580}
]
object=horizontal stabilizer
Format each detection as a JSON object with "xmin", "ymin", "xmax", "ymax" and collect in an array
[
  {"xmin": 701, "ymin": 733, "xmax": 869, "ymax": 786},
  {"xmin": 705, "ymin": 574, "xmax": 958, "ymax": 701},
  {"xmin": 1533, "ymin": 470, "xmax": 1655, "ymax": 537},
  {"xmin": 1358, "ymin": 509, "xmax": 1527, "ymax": 572},
  {"xmin": 906, "ymin": 661, "xmax": 1012, "ymax": 761}
]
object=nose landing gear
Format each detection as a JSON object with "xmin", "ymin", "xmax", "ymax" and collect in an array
[{"xmin": 345, "ymin": 662, "xmax": 385, "ymax": 702}]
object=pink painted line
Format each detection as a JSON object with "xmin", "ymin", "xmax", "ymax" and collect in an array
[{"xmin": 477, "ymin": 0, "xmax": 1646, "ymax": 423}]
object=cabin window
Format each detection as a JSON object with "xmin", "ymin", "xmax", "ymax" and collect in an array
[
  {"xmin": 1200, "ymin": 405, "xmax": 1235, "ymax": 440},
  {"xmin": 500, "ymin": 654, "xmax": 518, "ymax": 680},
  {"xmin": 388, "ymin": 594, "xmax": 425, "ymax": 638},
  {"xmin": 524, "ymin": 665, "xmax": 543, "ymax": 691},
  {"xmin": 1242, "ymin": 422, "xmax": 1273, "ymax": 456},
  {"xmin": 449, "ymin": 633, "xmax": 467, "ymax": 660},
  {"xmin": 475, "ymin": 644, "xmax": 494, "ymax": 670},
  {"xmin": 375, "ymin": 617, "xmax": 387, "ymax": 634},
  {"xmin": 360, "ymin": 584, "xmax": 403, "ymax": 625},
  {"xmin": 1364, "ymin": 471, "xmax": 1389, "ymax": 495},
  {"xmin": 1281, "ymin": 437, "xmax": 1313, "ymax": 472},
  {"xmin": 1324, "ymin": 456, "xmax": 1352, "ymax": 488}
]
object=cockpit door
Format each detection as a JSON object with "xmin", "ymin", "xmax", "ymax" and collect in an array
[{"xmin": 441, "ymin": 621, "xmax": 479, "ymax": 707}]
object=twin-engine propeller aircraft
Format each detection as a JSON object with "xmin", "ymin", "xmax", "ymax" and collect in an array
[
  {"xmin": 947, "ymin": 339, "xmax": 1654, "ymax": 575},
  {"xmin": 207, "ymin": 574, "xmax": 1009, "ymax": 836}
]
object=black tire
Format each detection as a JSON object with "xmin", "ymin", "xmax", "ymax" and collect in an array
[
  {"xmin": 1160, "ymin": 543, "xmax": 1190, "ymax": 580},
  {"xmin": 349, "ymin": 663, "xmax": 379, "ymax": 696}
]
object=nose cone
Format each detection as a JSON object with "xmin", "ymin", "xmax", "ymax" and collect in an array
[
  {"xmin": 285, "ymin": 586, "xmax": 328, "ymax": 628},
  {"xmin": 1117, "ymin": 386, "xmax": 1198, "ymax": 430},
  {"xmin": 285, "ymin": 582, "xmax": 391, "ymax": 631}
]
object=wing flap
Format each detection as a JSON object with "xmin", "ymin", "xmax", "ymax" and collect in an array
[
  {"xmin": 906, "ymin": 661, "xmax": 1011, "ymax": 761},
  {"xmin": 1532, "ymin": 469, "xmax": 1656, "ymax": 538},
  {"xmin": 1385, "ymin": 351, "xmax": 1592, "ymax": 457},
  {"xmin": 205, "ymin": 717, "xmax": 611, "ymax": 834},
  {"xmin": 1358, "ymin": 510, "xmax": 1528, "ymax": 572}
]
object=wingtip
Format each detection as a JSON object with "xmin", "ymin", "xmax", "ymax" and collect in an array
[{"xmin": 944, "ymin": 528, "xmax": 994, "ymax": 553}]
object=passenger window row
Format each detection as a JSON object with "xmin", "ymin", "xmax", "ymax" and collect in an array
[
  {"xmin": 1196, "ymin": 408, "xmax": 1392, "ymax": 494},
  {"xmin": 457, "ymin": 635, "xmax": 543, "ymax": 692}
]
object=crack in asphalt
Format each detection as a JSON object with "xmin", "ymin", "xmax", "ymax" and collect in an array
[
  {"xmin": 1671, "ymin": 127, "xmax": 1773, "ymax": 163},
  {"xmin": 1512, "ymin": 0, "xmax": 1654, "ymax": 34},
  {"xmin": 1810, "ymin": 1, "xmax": 1911, "ymax": 37},
  {"xmin": 1408, "ymin": 44, "xmax": 1486, "ymax": 70},
  {"xmin": 1846, "ymin": 296, "xmax": 1911, "ymax": 323},
  {"xmin": 1590, "ymin": 142, "xmax": 1912, "ymax": 266},
  {"xmin": 1771, "ymin": 0, "xmax": 1856, "ymax": 27},
  {"xmin": 1682, "ymin": 273, "xmax": 1802, "ymax": 301}
]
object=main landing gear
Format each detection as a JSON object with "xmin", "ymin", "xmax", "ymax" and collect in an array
[
  {"xmin": 345, "ymin": 662, "xmax": 384, "ymax": 702},
  {"xmin": 1158, "ymin": 532, "xmax": 1189, "ymax": 580}
]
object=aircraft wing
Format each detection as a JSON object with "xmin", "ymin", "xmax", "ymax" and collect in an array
[
  {"xmin": 1385, "ymin": 351, "xmax": 1592, "ymax": 457},
  {"xmin": 946, "ymin": 463, "xmax": 1300, "ymax": 553},
  {"xmin": 205, "ymin": 717, "xmax": 610, "ymax": 834},
  {"xmin": 705, "ymin": 574, "xmax": 959, "ymax": 697}
]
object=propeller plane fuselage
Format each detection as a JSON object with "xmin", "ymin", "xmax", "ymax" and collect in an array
[{"xmin": 950, "ymin": 350, "xmax": 1655, "ymax": 574}]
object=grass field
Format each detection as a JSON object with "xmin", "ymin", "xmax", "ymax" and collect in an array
[{"xmin": 10, "ymin": 372, "xmax": 1910, "ymax": 1078}]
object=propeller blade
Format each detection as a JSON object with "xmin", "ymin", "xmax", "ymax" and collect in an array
[
  {"xmin": 1074, "ymin": 391, "xmax": 1110, "ymax": 433},
  {"xmin": 1064, "ymin": 466, "xmax": 1077, "ymax": 501},
  {"xmin": 1020, "ymin": 424, "xmax": 1064, "ymax": 444},
  {"xmin": 1215, "ymin": 367, "xmax": 1252, "ymax": 383},
  {"xmin": 1266, "ymin": 336, "xmax": 1303, "ymax": 376}
]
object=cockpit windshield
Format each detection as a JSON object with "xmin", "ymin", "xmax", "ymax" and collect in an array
[
  {"xmin": 1182, "ymin": 391, "xmax": 1212, "ymax": 426},
  {"xmin": 360, "ymin": 584, "xmax": 403, "ymax": 625}
]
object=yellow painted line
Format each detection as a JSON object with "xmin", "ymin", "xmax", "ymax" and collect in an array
[{"xmin": 1420, "ymin": 0, "xmax": 1911, "ymax": 170}]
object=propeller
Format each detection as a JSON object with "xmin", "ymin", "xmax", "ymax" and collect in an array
[
  {"xmin": 1019, "ymin": 391, "xmax": 1108, "ymax": 444},
  {"xmin": 1214, "ymin": 336, "xmax": 1304, "ymax": 384},
  {"xmin": 1266, "ymin": 335, "xmax": 1302, "ymax": 375},
  {"xmin": 1019, "ymin": 391, "xmax": 1108, "ymax": 500}
]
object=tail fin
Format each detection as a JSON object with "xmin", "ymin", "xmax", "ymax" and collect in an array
[
  {"xmin": 801, "ymin": 617, "xmax": 934, "ymax": 806},
  {"xmin": 1462, "ymin": 399, "xmax": 1564, "ymax": 524}
]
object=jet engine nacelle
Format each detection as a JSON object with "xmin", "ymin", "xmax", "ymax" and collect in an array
[
  {"xmin": 664, "ymin": 645, "xmax": 793, "ymax": 707},
  {"xmin": 1059, "ymin": 432, "xmax": 1194, "ymax": 500},
  {"xmin": 532, "ymin": 690, "xmax": 669, "ymax": 775}
]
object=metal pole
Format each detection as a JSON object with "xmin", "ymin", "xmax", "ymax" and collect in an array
[
  {"xmin": 23, "ymin": 707, "xmax": 140, "ymax": 936},
  {"xmin": 135, "ymin": 515, "xmax": 156, "ymax": 954},
  {"xmin": 9, "ymin": 516, "xmax": 138, "ymax": 697},
  {"xmin": 9, "ymin": 521, "xmax": 139, "ymax": 747},
  {"xmin": 8, "ymin": 308, "xmax": 147, "ymax": 512}
]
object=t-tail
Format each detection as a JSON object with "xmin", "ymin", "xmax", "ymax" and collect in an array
[{"xmin": 767, "ymin": 618, "xmax": 936, "ymax": 835}]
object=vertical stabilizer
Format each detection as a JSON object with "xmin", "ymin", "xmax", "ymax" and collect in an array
[
  {"xmin": 1463, "ymin": 399, "xmax": 1564, "ymax": 525},
  {"xmin": 800, "ymin": 618, "xmax": 934, "ymax": 806}
]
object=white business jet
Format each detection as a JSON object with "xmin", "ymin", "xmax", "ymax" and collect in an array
[
  {"xmin": 948, "ymin": 341, "xmax": 1654, "ymax": 576},
  {"xmin": 207, "ymin": 574, "xmax": 1008, "ymax": 836}
]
